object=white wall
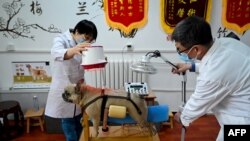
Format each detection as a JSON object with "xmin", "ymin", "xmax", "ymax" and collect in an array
[{"xmin": 0, "ymin": 0, "xmax": 249, "ymax": 112}]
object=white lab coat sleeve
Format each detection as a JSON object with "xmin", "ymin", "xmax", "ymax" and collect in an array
[
  {"xmin": 180, "ymin": 79, "xmax": 230, "ymax": 127},
  {"xmin": 195, "ymin": 63, "xmax": 200, "ymax": 73},
  {"xmin": 51, "ymin": 36, "xmax": 68, "ymax": 61}
]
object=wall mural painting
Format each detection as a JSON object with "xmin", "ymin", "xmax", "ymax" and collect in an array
[
  {"xmin": 0, "ymin": 0, "xmax": 142, "ymax": 41},
  {"xmin": 217, "ymin": 27, "xmax": 228, "ymax": 38},
  {"xmin": 30, "ymin": 0, "xmax": 42, "ymax": 16},
  {"xmin": 0, "ymin": 0, "xmax": 61, "ymax": 41},
  {"xmin": 76, "ymin": 0, "xmax": 104, "ymax": 15},
  {"xmin": 77, "ymin": 2, "xmax": 89, "ymax": 15},
  {"xmin": 91, "ymin": 0, "xmax": 104, "ymax": 9},
  {"xmin": 217, "ymin": 27, "xmax": 245, "ymax": 39}
]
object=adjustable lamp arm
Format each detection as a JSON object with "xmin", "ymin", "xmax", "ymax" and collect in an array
[
  {"xmin": 147, "ymin": 50, "xmax": 178, "ymax": 69},
  {"xmin": 146, "ymin": 50, "xmax": 187, "ymax": 104}
]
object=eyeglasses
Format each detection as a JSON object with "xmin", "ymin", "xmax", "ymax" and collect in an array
[
  {"xmin": 176, "ymin": 47, "xmax": 192, "ymax": 55},
  {"xmin": 176, "ymin": 44, "xmax": 198, "ymax": 55}
]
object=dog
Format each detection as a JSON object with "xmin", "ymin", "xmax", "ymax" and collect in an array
[
  {"xmin": 26, "ymin": 64, "xmax": 48, "ymax": 81},
  {"xmin": 62, "ymin": 80, "xmax": 148, "ymax": 137}
]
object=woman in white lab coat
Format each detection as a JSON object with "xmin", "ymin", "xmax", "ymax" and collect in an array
[
  {"xmin": 45, "ymin": 20, "xmax": 97, "ymax": 141},
  {"xmin": 171, "ymin": 16, "xmax": 250, "ymax": 141}
]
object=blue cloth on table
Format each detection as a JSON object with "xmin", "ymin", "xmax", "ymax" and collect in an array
[
  {"xmin": 108, "ymin": 114, "xmax": 136, "ymax": 124},
  {"xmin": 147, "ymin": 104, "xmax": 169, "ymax": 122},
  {"xmin": 107, "ymin": 105, "xmax": 169, "ymax": 124}
]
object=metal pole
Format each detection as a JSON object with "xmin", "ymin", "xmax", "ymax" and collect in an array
[
  {"xmin": 180, "ymin": 73, "xmax": 187, "ymax": 141},
  {"xmin": 181, "ymin": 127, "xmax": 186, "ymax": 141}
]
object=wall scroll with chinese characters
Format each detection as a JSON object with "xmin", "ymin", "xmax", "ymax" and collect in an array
[
  {"xmin": 104, "ymin": 0, "xmax": 148, "ymax": 34},
  {"xmin": 160, "ymin": 0, "xmax": 212, "ymax": 34},
  {"xmin": 222, "ymin": 0, "xmax": 250, "ymax": 35}
]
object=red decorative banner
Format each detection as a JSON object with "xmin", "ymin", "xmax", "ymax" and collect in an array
[
  {"xmin": 160, "ymin": 0, "xmax": 212, "ymax": 34},
  {"xmin": 222, "ymin": 0, "xmax": 250, "ymax": 34},
  {"xmin": 104, "ymin": 0, "xmax": 148, "ymax": 34}
]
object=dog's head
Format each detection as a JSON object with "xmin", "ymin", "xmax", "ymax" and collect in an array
[{"xmin": 62, "ymin": 80, "xmax": 84, "ymax": 105}]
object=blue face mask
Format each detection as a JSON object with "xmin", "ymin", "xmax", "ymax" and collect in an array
[
  {"xmin": 76, "ymin": 38, "xmax": 86, "ymax": 44},
  {"xmin": 178, "ymin": 47, "xmax": 197, "ymax": 63},
  {"xmin": 179, "ymin": 53, "xmax": 193, "ymax": 62}
]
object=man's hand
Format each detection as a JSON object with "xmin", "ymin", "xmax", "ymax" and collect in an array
[
  {"xmin": 64, "ymin": 43, "xmax": 90, "ymax": 60},
  {"xmin": 172, "ymin": 63, "xmax": 191, "ymax": 74},
  {"xmin": 174, "ymin": 112, "xmax": 188, "ymax": 130},
  {"xmin": 174, "ymin": 112, "xmax": 182, "ymax": 123}
]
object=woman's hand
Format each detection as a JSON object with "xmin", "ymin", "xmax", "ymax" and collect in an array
[{"xmin": 64, "ymin": 43, "xmax": 90, "ymax": 60}]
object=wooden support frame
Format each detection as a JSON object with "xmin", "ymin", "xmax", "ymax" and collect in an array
[{"xmin": 80, "ymin": 113, "xmax": 160, "ymax": 141}]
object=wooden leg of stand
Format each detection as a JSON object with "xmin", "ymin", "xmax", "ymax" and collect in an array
[
  {"xmin": 102, "ymin": 108, "xmax": 109, "ymax": 132},
  {"xmin": 83, "ymin": 112, "xmax": 89, "ymax": 141},
  {"xmin": 26, "ymin": 118, "xmax": 30, "ymax": 133}
]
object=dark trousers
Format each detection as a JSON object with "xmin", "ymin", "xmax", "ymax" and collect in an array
[{"xmin": 61, "ymin": 114, "xmax": 82, "ymax": 141}]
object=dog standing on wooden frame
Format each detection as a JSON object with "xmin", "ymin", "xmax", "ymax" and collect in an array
[{"xmin": 62, "ymin": 80, "xmax": 149, "ymax": 137}]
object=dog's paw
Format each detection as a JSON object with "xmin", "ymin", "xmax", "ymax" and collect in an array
[{"xmin": 92, "ymin": 131, "xmax": 99, "ymax": 138}]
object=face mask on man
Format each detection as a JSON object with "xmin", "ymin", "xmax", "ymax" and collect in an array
[{"xmin": 179, "ymin": 47, "xmax": 197, "ymax": 63}]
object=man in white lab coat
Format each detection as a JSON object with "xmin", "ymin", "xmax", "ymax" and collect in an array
[
  {"xmin": 45, "ymin": 20, "xmax": 97, "ymax": 141},
  {"xmin": 171, "ymin": 16, "xmax": 250, "ymax": 141}
]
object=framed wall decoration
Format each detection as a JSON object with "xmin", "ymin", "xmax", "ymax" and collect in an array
[
  {"xmin": 160, "ymin": 0, "xmax": 212, "ymax": 34},
  {"xmin": 222, "ymin": 0, "xmax": 250, "ymax": 35},
  {"xmin": 11, "ymin": 61, "xmax": 51, "ymax": 89},
  {"xmin": 104, "ymin": 0, "xmax": 148, "ymax": 34}
]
